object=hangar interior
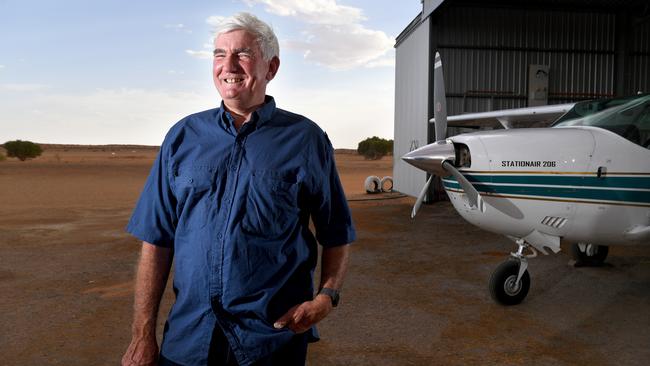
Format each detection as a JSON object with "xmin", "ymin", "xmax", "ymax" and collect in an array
[{"xmin": 393, "ymin": 0, "xmax": 650, "ymax": 200}]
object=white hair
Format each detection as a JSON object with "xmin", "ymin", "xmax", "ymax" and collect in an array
[{"xmin": 214, "ymin": 12, "xmax": 279, "ymax": 61}]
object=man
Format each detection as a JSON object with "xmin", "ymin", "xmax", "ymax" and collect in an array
[{"xmin": 121, "ymin": 12, "xmax": 355, "ymax": 366}]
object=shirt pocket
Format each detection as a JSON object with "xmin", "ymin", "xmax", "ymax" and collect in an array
[
  {"xmin": 173, "ymin": 165, "xmax": 215, "ymax": 231},
  {"xmin": 242, "ymin": 170, "xmax": 300, "ymax": 238}
]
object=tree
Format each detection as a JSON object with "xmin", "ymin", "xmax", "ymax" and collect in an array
[
  {"xmin": 3, "ymin": 140, "xmax": 43, "ymax": 161},
  {"xmin": 357, "ymin": 136, "xmax": 393, "ymax": 160}
]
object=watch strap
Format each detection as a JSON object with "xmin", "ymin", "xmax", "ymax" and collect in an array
[{"xmin": 318, "ymin": 287, "xmax": 340, "ymax": 307}]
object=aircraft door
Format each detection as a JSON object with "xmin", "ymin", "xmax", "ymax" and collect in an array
[{"xmin": 571, "ymin": 127, "xmax": 650, "ymax": 245}]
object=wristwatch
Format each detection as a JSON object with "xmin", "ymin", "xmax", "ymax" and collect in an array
[{"xmin": 318, "ymin": 287, "xmax": 340, "ymax": 307}]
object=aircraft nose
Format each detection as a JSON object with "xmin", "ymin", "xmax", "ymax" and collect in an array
[{"xmin": 401, "ymin": 140, "xmax": 456, "ymax": 176}]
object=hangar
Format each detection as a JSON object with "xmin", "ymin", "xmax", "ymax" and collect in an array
[{"xmin": 393, "ymin": 0, "xmax": 650, "ymax": 200}]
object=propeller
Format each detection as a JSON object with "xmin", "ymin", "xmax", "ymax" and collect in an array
[
  {"xmin": 402, "ymin": 52, "xmax": 484, "ymax": 217},
  {"xmin": 411, "ymin": 176, "xmax": 433, "ymax": 218}
]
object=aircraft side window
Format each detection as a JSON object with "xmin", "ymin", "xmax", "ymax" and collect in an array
[
  {"xmin": 637, "ymin": 106, "xmax": 650, "ymax": 148},
  {"xmin": 614, "ymin": 101, "xmax": 650, "ymax": 146}
]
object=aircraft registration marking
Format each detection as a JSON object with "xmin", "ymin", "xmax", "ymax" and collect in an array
[{"xmin": 501, "ymin": 160, "xmax": 557, "ymax": 168}]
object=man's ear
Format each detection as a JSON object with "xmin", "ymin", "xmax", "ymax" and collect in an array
[{"xmin": 266, "ymin": 57, "xmax": 280, "ymax": 81}]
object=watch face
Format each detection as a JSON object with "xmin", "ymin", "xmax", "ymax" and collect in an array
[{"xmin": 331, "ymin": 292, "xmax": 340, "ymax": 306}]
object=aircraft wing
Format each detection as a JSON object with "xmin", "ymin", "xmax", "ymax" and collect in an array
[{"xmin": 431, "ymin": 103, "xmax": 576, "ymax": 129}]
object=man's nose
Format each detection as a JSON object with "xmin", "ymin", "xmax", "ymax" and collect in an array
[{"xmin": 222, "ymin": 54, "xmax": 239, "ymax": 72}]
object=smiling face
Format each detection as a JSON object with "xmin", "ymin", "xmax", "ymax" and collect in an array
[{"xmin": 213, "ymin": 29, "xmax": 279, "ymax": 115}]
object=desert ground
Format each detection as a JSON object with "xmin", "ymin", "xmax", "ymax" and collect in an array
[{"xmin": 1, "ymin": 145, "xmax": 649, "ymax": 365}]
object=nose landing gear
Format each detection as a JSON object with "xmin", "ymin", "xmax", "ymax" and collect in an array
[{"xmin": 489, "ymin": 239, "xmax": 536, "ymax": 305}]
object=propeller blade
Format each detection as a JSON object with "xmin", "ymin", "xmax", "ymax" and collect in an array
[
  {"xmin": 433, "ymin": 52, "xmax": 447, "ymax": 142},
  {"xmin": 411, "ymin": 175, "xmax": 434, "ymax": 218},
  {"xmin": 442, "ymin": 161, "xmax": 484, "ymax": 212}
]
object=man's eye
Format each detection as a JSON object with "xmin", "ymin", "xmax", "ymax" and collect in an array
[{"xmin": 238, "ymin": 53, "xmax": 252, "ymax": 59}]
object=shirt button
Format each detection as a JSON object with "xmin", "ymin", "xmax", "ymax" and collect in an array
[
  {"xmin": 217, "ymin": 233, "xmax": 223, "ymax": 240},
  {"xmin": 230, "ymin": 165, "xmax": 237, "ymax": 172},
  {"xmin": 224, "ymin": 198, "xmax": 231, "ymax": 206}
]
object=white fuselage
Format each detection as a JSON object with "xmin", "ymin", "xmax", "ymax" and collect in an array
[{"xmin": 444, "ymin": 126, "xmax": 650, "ymax": 247}]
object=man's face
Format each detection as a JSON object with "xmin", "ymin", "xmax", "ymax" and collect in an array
[{"xmin": 213, "ymin": 30, "xmax": 278, "ymax": 110}]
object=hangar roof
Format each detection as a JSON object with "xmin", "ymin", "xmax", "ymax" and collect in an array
[{"xmin": 396, "ymin": 0, "xmax": 650, "ymax": 47}]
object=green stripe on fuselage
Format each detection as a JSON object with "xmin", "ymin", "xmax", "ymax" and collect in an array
[
  {"xmin": 442, "ymin": 175, "xmax": 650, "ymax": 204},
  {"xmin": 457, "ymin": 174, "xmax": 650, "ymax": 189}
]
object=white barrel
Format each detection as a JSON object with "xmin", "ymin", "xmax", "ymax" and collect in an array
[{"xmin": 364, "ymin": 175, "xmax": 381, "ymax": 193}]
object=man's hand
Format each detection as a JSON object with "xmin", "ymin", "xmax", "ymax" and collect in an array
[
  {"xmin": 273, "ymin": 294, "xmax": 333, "ymax": 333},
  {"xmin": 273, "ymin": 244, "xmax": 350, "ymax": 333},
  {"xmin": 121, "ymin": 334, "xmax": 159, "ymax": 366}
]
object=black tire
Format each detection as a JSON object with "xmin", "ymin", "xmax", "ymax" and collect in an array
[
  {"xmin": 489, "ymin": 259, "xmax": 530, "ymax": 306},
  {"xmin": 571, "ymin": 244, "xmax": 608, "ymax": 266}
]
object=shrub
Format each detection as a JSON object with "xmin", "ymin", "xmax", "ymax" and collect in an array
[
  {"xmin": 0, "ymin": 153, "xmax": 5, "ymax": 162},
  {"xmin": 357, "ymin": 136, "xmax": 393, "ymax": 160},
  {"xmin": 3, "ymin": 140, "xmax": 43, "ymax": 161}
]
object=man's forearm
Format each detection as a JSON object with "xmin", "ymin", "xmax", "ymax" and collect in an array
[
  {"xmin": 131, "ymin": 242, "xmax": 173, "ymax": 337},
  {"xmin": 319, "ymin": 244, "xmax": 350, "ymax": 291}
]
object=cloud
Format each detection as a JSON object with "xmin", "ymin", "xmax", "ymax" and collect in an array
[
  {"xmin": 284, "ymin": 24, "xmax": 394, "ymax": 70},
  {"xmin": 0, "ymin": 81, "xmax": 394, "ymax": 148},
  {"xmin": 268, "ymin": 76, "xmax": 395, "ymax": 148},
  {"xmin": 0, "ymin": 65, "xmax": 5, "ymax": 70},
  {"xmin": 185, "ymin": 49, "xmax": 212, "ymax": 59},
  {"xmin": 243, "ymin": 0, "xmax": 394, "ymax": 70},
  {"xmin": 189, "ymin": 1, "xmax": 395, "ymax": 69},
  {"xmin": 0, "ymin": 88, "xmax": 218, "ymax": 145},
  {"xmin": 165, "ymin": 23, "xmax": 192, "ymax": 34},
  {"xmin": 186, "ymin": 15, "xmax": 220, "ymax": 60},
  {"xmin": 206, "ymin": 15, "xmax": 226, "ymax": 27},
  {"xmin": 365, "ymin": 54, "xmax": 395, "ymax": 69},
  {"xmin": 243, "ymin": 0, "xmax": 364, "ymax": 25}
]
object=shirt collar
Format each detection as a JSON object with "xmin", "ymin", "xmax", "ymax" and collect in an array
[
  {"xmin": 255, "ymin": 95, "xmax": 276, "ymax": 127},
  {"xmin": 218, "ymin": 95, "xmax": 276, "ymax": 132}
]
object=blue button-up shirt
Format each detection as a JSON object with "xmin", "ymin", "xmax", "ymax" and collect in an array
[{"xmin": 126, "ymin": 96, "xmax": 355, "ymax": 366}]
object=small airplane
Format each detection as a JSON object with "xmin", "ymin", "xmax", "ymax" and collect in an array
[{"xmin": 402, "ymin": 52, "xmax": 650, "ymax": 305}]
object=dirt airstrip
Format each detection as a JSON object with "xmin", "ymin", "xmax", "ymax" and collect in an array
[{"xmin": 1, "ymin": 145, "xmax": 649, "ymax": 365}]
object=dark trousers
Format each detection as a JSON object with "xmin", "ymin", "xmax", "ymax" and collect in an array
[{"xmin": 159, "ymin": 325, "xmax": 308, "ymax": 366}]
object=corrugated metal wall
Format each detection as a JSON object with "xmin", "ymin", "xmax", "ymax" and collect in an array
[
  {"xmin": 434, "ymin": 5, "xmax": 621, "ymax": 115},
  {"xmin": 393, "ymin": 17, "xmax": 431, "ymax": 198},
  {"xmin": 630, "ymin": 18, "xmax": 650, "ymax": 94}
]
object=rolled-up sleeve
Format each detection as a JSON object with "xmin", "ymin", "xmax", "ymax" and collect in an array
[
  {"xmin": 126, "ymin": 142, "xmax": 177, "ymax": 248},
  {"xmin": 310, "ymin": 135, "xmax": 356, "ymax": 248}
]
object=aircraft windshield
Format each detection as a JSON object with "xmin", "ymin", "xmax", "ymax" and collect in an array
[
  {"xmin": 553, "ymin": 94, "xmax": 650, "ymax": 148},
  {"xmin": 553, "ymin": 95, "xmax": 641, "ymax": 124}
]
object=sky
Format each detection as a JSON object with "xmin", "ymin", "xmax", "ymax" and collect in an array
[{"xmin": 0, "ymin": 0, "xmax": 422, "ymax": 148}]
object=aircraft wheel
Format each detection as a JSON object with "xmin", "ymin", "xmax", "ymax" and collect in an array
[
  {"xmin": 571, "ymin": 244, "xmax": 608, "ymax": 266},
  {"xmin": 489, "ymin": 260, "xmax": 530, "ymax": 306}
]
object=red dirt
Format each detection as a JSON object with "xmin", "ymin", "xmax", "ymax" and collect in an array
[{"xmin": 1, "ymin": 146, "xmax": 648, "ymax": 365}]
